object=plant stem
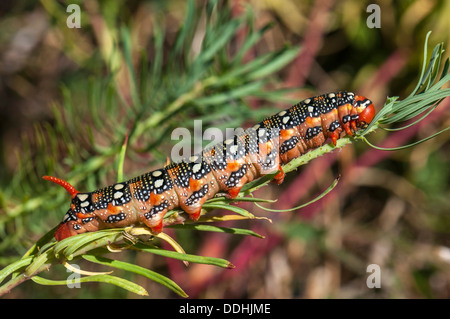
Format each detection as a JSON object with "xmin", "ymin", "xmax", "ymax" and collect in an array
[{"xmin": 0, "ymin": 274, "xmax": 30, "ymax": 296}]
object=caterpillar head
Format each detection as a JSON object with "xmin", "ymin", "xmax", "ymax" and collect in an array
[
  {"xmin": 43, "ymin": 176, "xmax": 97, "ymax": 241},
  {"xmin": 353, "ymin": 95, "xmax": 375, "ymax": 128}
]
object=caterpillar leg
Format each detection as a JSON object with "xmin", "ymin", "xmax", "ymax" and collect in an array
[
  {"xmin": 350, "ymin": 120, "xmax": 357, "ymax": 132},
  {"xmin": 226, "ymin": 186, "xmax": 242, "ymax": 199},
  {"xmin": 220, "ymin": 161, "xmax": 258, "ymax": 199},
  {"xmin": 178, "ymin": 181, "xmax": 214, "ymax": 220},
  {"xmin": 140, "ymin": 192, "xmax": 171, "ymax": 234},
  {"xmin": 272, "ymin": 165, "xmax": 285, "ymax": 185},
  {"xmin": 329, "ymin": 130, "xmax": 340, "ymax": 146},
  {"xmin": 140, "ymin": 212, "xmax": 164, "ymax": 234},
  {"xmin": 183, "ymin": 205, "xmax": 202, "ymax": 221},
  {"xmin": 342, "ymin": 121, "xmax": 353, "ymax": 136}
]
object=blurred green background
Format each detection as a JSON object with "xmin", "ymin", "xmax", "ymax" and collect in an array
[{"xmin": 0, "ymin": 0, "xmax": 449, "ymax": 298}]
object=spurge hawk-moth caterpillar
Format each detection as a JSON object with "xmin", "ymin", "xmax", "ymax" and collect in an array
[{"xmin": 44, "ymin": 91, "xmax": 376, "ymax": 241}]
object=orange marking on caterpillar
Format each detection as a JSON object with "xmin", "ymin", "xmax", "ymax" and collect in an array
[
  {"xmin": 189, "ymin": 178, "xmax": 202, "ymax": 191},
  {"xmin": 227, "ymin": 160, "xmax": 240, "ymax": 171}
]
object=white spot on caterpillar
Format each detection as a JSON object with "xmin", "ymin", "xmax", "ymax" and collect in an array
[
  {"xmin": 282, "ymin": 116, "xmax": 290, "ymax": 124},
  {"xmin": 229, "ymin": 145, "xmax": 238, "ymax": 154},
  {"xmin": 114, "ymin": 183, "xmax": 124, "ymax": 190},
  {"xmin": 224, "ymin": 139, "xmax": 233, "ymax": 145},
  {"xmin": 63, "ymin": 213, "xmax": 72, "ymax": 222},
  {"xmin": 253, "ymin": 124, "xmax": 260, "ymax": 130},
  {"xmin": 113, "ymin": 192, "xmax": 123, "ymax": 200},
  {"xmin": 328, "ymin": 93, "xmax": 336, "ymax": 98},
  {"xmin": 77, "ymin": 194, "xmax": 89, "ymax": 201},
  {"xmin": 152, "ymin": 170, "xmax": 162, "ymax": 177},
  {"xmin": 189, "ymin": 155, "xmax": 199, "ymax": 163},
  {"xmin": 80, "ymin": 201, "xmax": 90, "ymax": 208},
  {"xmin": 308, "ymin": 106, "xmax": 314, "ymax": 113},
  {"xmin": 278, "ymin": 110, "xmax": 287, "ymax": 116},
  {"xmin": 258, "ymin": 128, "xmax": 266, "ymax": 137},
  {"xmin": 154, "ymin": 179, "xmax": 164, "ymax": 188},
  {"xmin": 304, "ymin": 98, "xmax": 311, "ymax": 104},
  {"xmin": 192, "ymin": 163, "xmax": 202, "ymax": 174}
]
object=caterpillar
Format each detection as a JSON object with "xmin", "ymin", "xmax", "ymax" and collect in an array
[{"xmin": 44, "ymin": 91, "xmax": 375, "ymax": 241}]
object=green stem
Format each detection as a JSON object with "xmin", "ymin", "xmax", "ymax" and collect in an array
[{"xmin": 0, "ymin": 274, "xmax": 30, "ymax": 296}]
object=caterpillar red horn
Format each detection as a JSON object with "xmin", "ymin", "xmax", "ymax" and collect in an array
[{"xmin": 44, "ymin": 91, "xmax": 375, "ymax": 241}]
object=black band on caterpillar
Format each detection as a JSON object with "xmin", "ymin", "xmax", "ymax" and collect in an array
[{"xmin": 44, "ymin": 91, "xmax": 376, "ymax": 241}]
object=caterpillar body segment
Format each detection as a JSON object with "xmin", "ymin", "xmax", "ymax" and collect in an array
[{"xmin": 47, "ymin": 91, "xmax": 375, "ymax": 241}]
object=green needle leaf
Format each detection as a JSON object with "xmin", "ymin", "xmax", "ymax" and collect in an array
[
  {"xmin": 362, "ymin": 127, "xmax": 450, "ymax": 151},
  {"xmin": 0, "ymin": 257, "xmax": 33, "ymax": 285},
  {"xmin": 255, "ymin": 176, "xmax": 340, "ymax": 212},
  {"xmin": 32, "ymin": 274, "xmax": 149, "ymax": 296},
  {"xmin": 133, "ymin": 243, "xmax": 235, "ymax": 268},
  {"xmin": 82, "ymin": 255, "xmax": 187, "ymax": 297},
  {"xmin": 202, "ymin": 202, "xmax": 255, "ymax": 218},
  {"xmin": 169, "ymin": 223, "xmax": 264, "ymax": 238},
  {"xmin": 117, "ymin": 134, "xmax": 129, "ymax": 183}
]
